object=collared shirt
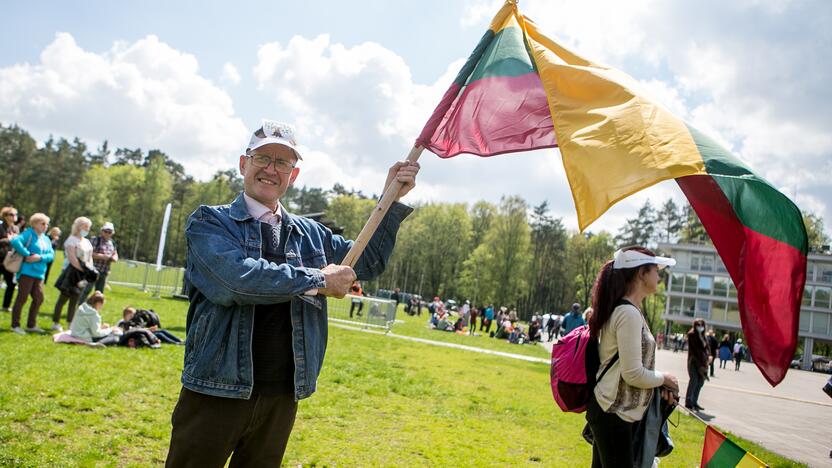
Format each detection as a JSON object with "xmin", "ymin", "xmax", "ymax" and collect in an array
[
  {"xmin": 92, "ymin": 236, "xmax": 117, "ymax": 274},
  {"xmin": 243, "ymin": 192, "xmax": 317, "ymax": 295},
  {"xmin": 243, "ymin": 193, "xmax": 283, "ymax": 227}
]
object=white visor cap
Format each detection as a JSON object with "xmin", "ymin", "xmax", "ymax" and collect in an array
[
  {"xmin": 612, "ymin": 249, "xmax": 676, "ymax": 270},
  {"xmin": 246, "ymin": 120, "xmax": 303, "ymax": 160}
]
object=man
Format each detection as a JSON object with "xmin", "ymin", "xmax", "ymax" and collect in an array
[
  {"xmin": 89, "ymin": 222, "xmax": 118, "ymax": 294},
  {"xmin": 560, "ymin": 303, "xmax": 586, "ymax": 336},
  {"xmin": 78, "ymin": 222, "xmax": 118, "ymax": 306},
  {"xmin": 546, "ymin": 313, "xmax": 560, "ymax": 341},
  {"xmin": 706, "ymin": 328, "xmax": 719, "ymax": 377},
  {"xmin": 390, "ymin": 287, "xmax": 401, "ymax": 308},
  {"xmin": 165, "ymin": 120, "xmax": 419, "ymax": 466}
]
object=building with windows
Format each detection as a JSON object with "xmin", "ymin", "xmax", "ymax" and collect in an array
[{"xmin": 658, "ymin": 243, "xmax": 832, "ymax": 370}]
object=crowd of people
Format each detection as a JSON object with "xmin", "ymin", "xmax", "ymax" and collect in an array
[
  {"xmin": 421, "ymin": 293, "xmax": 596, "ymax": 346},
  {"xmin": 0, "ymin": 205, "xmax": 180, "ymax": 348}
]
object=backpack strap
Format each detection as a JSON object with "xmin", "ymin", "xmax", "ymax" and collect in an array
[{"xmin": 595, "ymin": 352, "xmax": 619, "ymax": 386}]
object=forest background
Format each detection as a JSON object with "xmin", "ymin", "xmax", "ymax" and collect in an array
[{"xmin": 2, "ymin": 123, "xmax": 830, "ymax": 330}]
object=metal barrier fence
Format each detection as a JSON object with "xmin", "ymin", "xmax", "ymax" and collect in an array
[
  {"xmin": 328, "ymin": 295, "xmax": 398, "ymax": 332},
  {"xmin": 106, "ymin": 259, "xmax": 185, "ymax": 295}
]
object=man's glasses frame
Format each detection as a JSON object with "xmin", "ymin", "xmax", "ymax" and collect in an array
[{"xmin": 246, "ymin": 153, "xmax": 296, "ymax": 174}]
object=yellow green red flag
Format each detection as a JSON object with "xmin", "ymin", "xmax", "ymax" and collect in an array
[
  {"xmin": 417, "ymin": 0, "xmax": 807, "ymax": 386},
  {"xmin": 701, "ymin": 426, "xmax": 767, "ymax": 468}
]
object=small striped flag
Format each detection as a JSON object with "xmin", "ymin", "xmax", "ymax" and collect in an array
[{"xmin": 701, "ymin": 426, "xmax": 767, "ymax": 467}]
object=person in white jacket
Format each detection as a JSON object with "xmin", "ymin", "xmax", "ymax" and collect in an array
[
  {"xmin": 69, "ymin": 291, "xmax": 119, "ymax": 346},
  {"xmin": 585, "ymin": 247, "xmax": 680, "ymax": 467}
]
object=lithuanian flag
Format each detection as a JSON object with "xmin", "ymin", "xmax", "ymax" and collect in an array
[
  {"xmin": 417, "ymin": 1, "xmax": 807, "ymax": 385},
  {"xmin": 701, "ymin": 426, "xmax": 767, "ymax": 467}
]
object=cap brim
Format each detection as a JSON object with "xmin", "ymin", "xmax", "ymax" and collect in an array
[
  {"xmin": 655, "ymin": 257, "xmax": 676, "ymax": 270},
  {"xmin": 248, "ymin": 137, "xmax": 303, "ymax": 160}
]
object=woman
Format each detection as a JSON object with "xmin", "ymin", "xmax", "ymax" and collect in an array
[
  {"xmin": 52, "ymin": 217, "xmax": 94, "ymax": 331},
  {"xmin": 586, "ymin": 247, "xmax": 679, "ymax": 467},
  {"xmin": 43, "ymin": 226, "xmax": 62, "ymax": 282},
  {"xmin": 9, "ymin": 213, "xmax": 54, "ymax": 335},
  {"xmin": 69, "ymin": 291, "xmax": 119, "ymax": 346},
  {"xmin": 0, "ymin": 206, "xmax": 21, "ymax": 311},
  {"xmin": 718, "ymin": 334, "xmax": 733, "ymax": 369},
  {"xmin": 685, "ymin": 318, "xmax": 709, "ymax": 411}
]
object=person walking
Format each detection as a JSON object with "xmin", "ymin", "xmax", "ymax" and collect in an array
[
  {"xmin": 52, "ymin": 217, "xmax": 94, "ymax": 331},
  {"xmin": 685, "ymin": 319, "xmax": 709, "ymax": 411},
  {"xmin": 0, "ymin": 206, "xmax": 21, "ymax": 312},
  {"xmin": 706, "ymin": 328, "xmax": 718, "ymax": 377},
  {"xmin": 546, "ymin": 313, "xmax": 558, "ymax": 341},
  {"xmin": 585, "ymin": 247, "xmax": 679, "ymax": 467},
  {"xmin": 9, "ymin": 213, "xmax": 54, "ymax": 334},
  {"xmin": 718, "ymin": 334, "xmax": 732, "ymax": 369},
  {"xmin": 733, "ymin": 338, "xmax": 745, "ymax": 371}
]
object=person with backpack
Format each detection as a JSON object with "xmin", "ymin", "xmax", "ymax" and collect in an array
[
  {"xmin": 733, "ymin": 338, "xmax": 745, "ymax": 370},
  {"xmin": 585, "ymin": 247, "xmax": 679, "ymax": 467}
]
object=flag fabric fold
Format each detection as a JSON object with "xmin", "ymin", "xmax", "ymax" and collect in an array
[
  {"xmin": 417, "ymin": 0, "xmax": 807, "ymax": 385},
  {"xmin": 701, "ymin": 426, "xmax": 767, "ymax": 467},
  {"xmin": 416, "ymin": 3, "xmax": 557, "ymax": 158}
]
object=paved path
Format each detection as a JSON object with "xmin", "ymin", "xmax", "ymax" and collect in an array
[{"xmin": 541, "ymin": 340, "xmax": 831, "ymax": 467}]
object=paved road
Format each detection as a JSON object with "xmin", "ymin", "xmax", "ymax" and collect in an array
[{"xmin": 543, "ymin": 340, "xmax": 832, "ymax": 467}]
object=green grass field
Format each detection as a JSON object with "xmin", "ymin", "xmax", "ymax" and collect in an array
[{"xmin": 0, "ymin": 285, "xmax": 802, "ymax": 467}]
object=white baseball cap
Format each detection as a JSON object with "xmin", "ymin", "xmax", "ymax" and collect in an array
[
  {"xmin": 612, "ymin": 249, "xmax": 676, "ymax": 270},
  {"xmin": 246, "ymin": 119, "xmax": 303, "ymax": 160},
  {"xmin": 101, "ymin": 222, "xmax": 115, "ymax": 232}
]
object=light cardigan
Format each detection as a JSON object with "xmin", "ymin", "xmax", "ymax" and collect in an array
[{"xmin": 593, "ymin": 303, "xmax": 664, "ymax": 422}]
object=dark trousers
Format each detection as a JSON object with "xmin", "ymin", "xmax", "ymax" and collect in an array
[
  {"xmin": 709, "ymin": 358, "xmax": 715, "ymax": 377},
  {"xmin": 166, "ymin": 387, "xmax": 298, "ymax": 468},
  {"xmin": 686, "ymin": 361, "xmax": 705, "ymax": 407},
  {"xmin": 53, "ymin": 291, "xmax": 80, "ymax": 325},
  {"xmin": 11, "ymin": 275, "xmax": 43, "ymax": 329},
  {"xmin": 44, "ymin": 261, "xmax": 54, "ymax": 283},
  {"xmin": 586, "ymin": 395, "xmax": 635, "ymax": 468},
  {"xmin": 349, "ymin": 300, "xmax": 363, "ymax": 318},
  {"xmin": 1, "ymin": 265, "xmax": 16, "ymax": 309}
]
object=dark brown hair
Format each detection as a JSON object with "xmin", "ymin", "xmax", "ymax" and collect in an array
[
  {"xmin": 86, "ymin": 291, "xmax": 105, "ymax": 307},
  {"xmin": 689, "ymin": 318, "xmax": 706, "ymax": 334},
  {"xmin": 588, "ymin": 246, "xmax": 656, "ymax": 338}
]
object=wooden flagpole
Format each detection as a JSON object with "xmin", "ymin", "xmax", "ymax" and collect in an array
[{"xmin": 340, "ymin": 145, "xmax": 424, "ymax": 267}]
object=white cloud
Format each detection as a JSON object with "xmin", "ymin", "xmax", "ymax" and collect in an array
[
  {"xmin": 220, "ymin": 62, "xmax": 241, "ymax": 86},
  {"xmin": 0, "ymin": 33, "xmax": 247, "ymax": 179}
]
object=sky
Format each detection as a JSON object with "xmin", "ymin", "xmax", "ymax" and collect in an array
[{"xmin": 1, "ymin": 0, "xmax": 830, "ymax": 235}]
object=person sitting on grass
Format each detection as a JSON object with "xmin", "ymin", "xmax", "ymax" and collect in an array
[
  {"xmin": 117, "ymin": 307, "xmax": 183, "ymax": 345},
  {"xmin": 69, "ymin": 292, "xmax": 120, "ymax": 346},
  {"xmin": 435, "ymin": 311, "xmax": 454, "ymax": 332}
]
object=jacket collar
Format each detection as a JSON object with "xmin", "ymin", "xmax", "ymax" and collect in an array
[{"xmin": 228, "ymin": 192, "xmax": 304, "ymax": 237}]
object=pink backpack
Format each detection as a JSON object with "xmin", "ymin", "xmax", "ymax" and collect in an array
[{"xmin": 550, "ymin": 325, "xmax": 618, "ymax": 412}]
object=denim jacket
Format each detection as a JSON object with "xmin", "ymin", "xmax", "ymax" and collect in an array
[{"xmin": 182, "ymin": 192, "xmax": 412, "ymax": 400}]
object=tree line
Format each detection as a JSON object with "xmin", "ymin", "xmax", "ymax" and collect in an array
[{"xmin": 2, "ymin": 123, "xmax": 829, "ymax": 323}]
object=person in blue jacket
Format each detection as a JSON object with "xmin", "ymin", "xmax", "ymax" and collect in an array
[{"xmin": 9, "ymin": 213, "xmax": 55, "ymax": 335}]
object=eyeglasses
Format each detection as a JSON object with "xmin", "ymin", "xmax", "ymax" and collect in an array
[
  {"xmin": 4, "ymin": 213, "xmax": 16, "ymax": 217},
  {"xmin": 246, "ymin": 154, "xmax": 296, "ymax": 174}
]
